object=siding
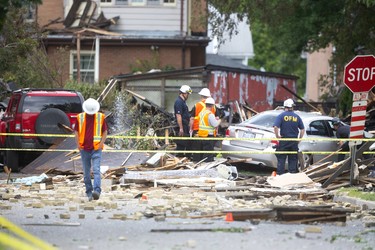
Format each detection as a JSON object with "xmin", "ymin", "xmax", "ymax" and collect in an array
[{"xmin": 96, "ymin": 1, "xmax": 186, "ymax": 34}]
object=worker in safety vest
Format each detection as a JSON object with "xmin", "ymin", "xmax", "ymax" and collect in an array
[
  {"xmin": 75, "ymin": 98, "xmax": 108, "ymax": 201},
  {"xmin": 197, "ymin": 97, "xmax": 221, "ymax": 162},
  {"xmin": 189, "ymin": 88, "xmax": 216, "ymax": 161}
]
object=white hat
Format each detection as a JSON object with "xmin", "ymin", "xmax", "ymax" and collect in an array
[
  {"xmin": 283, "ymin": 98, "xmax": 295, "ymax": 108},
  {"xmin": 205, "ymin": 97, "xmax": 215, "ymax": 105},
  {"xmin": 82, "ymin": 98, "xmax": 100, "ymax": 115},
  {"xmin": 179, "ymin": 85, "xmax": 192, "ymax": 94},
  {"xmin": 198, "ymin": 88, "xmax": 211, "ymax": 97}
]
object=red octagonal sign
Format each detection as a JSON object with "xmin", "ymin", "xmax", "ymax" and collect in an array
[{"xmin": 344, "ymin": 55, "xmax": 375, "ymax": 93}]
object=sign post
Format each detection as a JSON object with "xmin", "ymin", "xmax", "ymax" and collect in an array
[{"xmin": 343, "ymin": 55, "xmax": 375, "ymax": 184}]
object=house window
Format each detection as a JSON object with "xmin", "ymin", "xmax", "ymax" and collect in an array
[
  {"xmin": 115, "ymin": 0, "xmax": 174, "ymax": 6},
  {"xmin": 116, "ymin": 0, "xmax": 128, "ymax": 5},
  {"xmin": 100, "ymin": 0, "xmax": 113, "ymax": 5},
  {"xmin": 163, "ymin": 0, "xmax": 175, "ymax": 5},
  {"xmin": 148, "ymin": 0, "xmax": 160, "ymax": 5},
  {"xmin": 129, "ymin": 0, "xmax": 146, "ymax": 6},
  {"xmin": 70, "ymin": 52, "xmax": 95, "ymax": 84},
  {"xmin": 24, "ymin": 3, "xmax": 36, "ymax": 22}
]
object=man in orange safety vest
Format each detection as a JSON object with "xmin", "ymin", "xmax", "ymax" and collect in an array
[
  {"xmin": 75, "ymin": 98, "xmax": 108, "ymax": 201},
  {"xmin": 197, "ymin": 97, "xmax": 221, "ymax": 162}
]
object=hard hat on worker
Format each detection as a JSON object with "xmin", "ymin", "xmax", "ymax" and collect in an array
[
  {"xmin": 179, "ymin": 85, "xmax": 192, "ymax": 94},
  {"xmin": 82, "ymin": 98, "xmax": 100, "ymax": 115},
  {"xmin": 283, "ymin": 98, "xmax": 295, "ymax": 108},
  {"xmin": 198, "ymin": 88, "xmax": 211, "ymax": 97},
  {"xmin": 205, "ymin": 97, "xmax": 215, "ymax": 105}
]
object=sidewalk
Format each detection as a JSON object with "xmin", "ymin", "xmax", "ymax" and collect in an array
[{"xmin": 333, "ymin": 194, "xmax": 375, "ymax": 210}]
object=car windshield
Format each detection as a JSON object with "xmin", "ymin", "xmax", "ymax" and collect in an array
[
  {"xmin": 243, "ymin": 113, "xmax": 277, "ymax": 127},
  {"xmin": 22, "ymin": 96, "xmax": 82, "ymax": 113}
]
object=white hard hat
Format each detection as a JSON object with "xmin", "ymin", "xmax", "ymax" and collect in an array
[
  {"xmin": 179, "ymin": 85, "xmax": 192, "ymax": 94},
  {"xmin": 198, "ymin": 88, "xmax": 211, "ymax": 97},
  {"xmin": 283, "ymin": 98, "xmax": 295, "ymax": 108},
  {"xmin": 82, "ymin": 98, "xmax": 100, "ymax": 115},
  {"xmin": 205, "ymin": 97, "xmax": 215, "ymax": 105}
]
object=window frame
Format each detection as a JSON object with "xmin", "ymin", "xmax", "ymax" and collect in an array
[
  {"xmin": 100, "ymin": 0, "xmax": 113, "ymax": 5},
  {"xmin": 114, "ymin": 0, "xmax": 176, "ymax": 6},
  {"xmin": 163, "ymin": 0, "xmax": 176, "ymax": 6},
  {"xmin": 70, "ymin": 50, "xmax": 96, "ymax": 84},
  {"xmin": 129, "ymin": 0, "xmax": 146, "ymax": 6}
]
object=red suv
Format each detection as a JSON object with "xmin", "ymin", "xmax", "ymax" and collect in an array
[{"xmin": 0, "ymin": 88, "xmax": 84, "ymax": 171}]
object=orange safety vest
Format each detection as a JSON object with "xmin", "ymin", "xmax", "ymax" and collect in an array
[
  {"xmin": 77, "ymin": 112, "xmax": 105, "ymax": 150},
  {"xmin": 198, "ymin": 109, "xmax": 216, "ymax": 137},
  {"xmin": 193, "ymin": 100, "xmax": 216, "ymax": 131}
]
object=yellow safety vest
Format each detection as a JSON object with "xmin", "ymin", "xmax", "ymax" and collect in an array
[
  {"xmin": 77, "ymin": 112, "xmax": 105, "ymax": 150},
  {"xmin": 193, "ymin": 101, "xmax": 217, "ymax": 131},
  {"xmin": 198, "ymin": 109, "xmax": 216, "ymax": 137}
]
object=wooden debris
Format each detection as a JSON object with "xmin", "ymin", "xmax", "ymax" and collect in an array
[
  {"xmin": 150, "ymin": 228, "xmax": 251, "ymax": 233},
  {"xmin": 222, "ymin": 209, "xmax": 276, "ymax": 221},
  {"xmin": 274, "ymin": 206, "xmax": 352, "ymax": 223}
]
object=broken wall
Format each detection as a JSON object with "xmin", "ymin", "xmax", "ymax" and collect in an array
[{"xmin": 208, "ymin": 70, "xmax": 297, "ymax": 112}]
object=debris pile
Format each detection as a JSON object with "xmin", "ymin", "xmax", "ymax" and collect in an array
[
  {"xmin": 302, "ymin": 159, "xmax": 375, "ymax": 190},
  {"xmin": 2, "ymin": 169, "xmax": 372, "ymax": 225}
]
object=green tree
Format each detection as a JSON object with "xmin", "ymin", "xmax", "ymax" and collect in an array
[
  {"xmin": 0, "ymin": 3, "xmax": 67, "ymax": 88},
  {"xmin": 248, "ymin": 20, "xmax": 306, "ymax": 96},
  {"xmin": 0, "ymin": 0, "xmax": 41, "ymax": 31},
  {"xmin": 209, "ymin": 0, "xmax": 375, "ymax": 114}
]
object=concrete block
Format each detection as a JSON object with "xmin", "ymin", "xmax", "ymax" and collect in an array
[
  {"xmin": 110, "ymin": 214, "xmax": 127, "ymax": 220},
  {"xmin": 60, "ymin": 213, "xmax": 70, "ymax": 219}
]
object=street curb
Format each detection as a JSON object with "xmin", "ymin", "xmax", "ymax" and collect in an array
[{"xmin": 333, "ymin": 195, "xmax": 375, "ymax": 210}]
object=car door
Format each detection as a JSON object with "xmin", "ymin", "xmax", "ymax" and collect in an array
[{"xmin": 302, "ymin": 119, "xmax": 338, "ymax": 163}]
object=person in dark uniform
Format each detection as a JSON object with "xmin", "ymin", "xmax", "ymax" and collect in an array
[
  {"xmin": 273, "ymin": 99, "xmax": 305, "ymax": 175},
  {"xmin": 332, "ymin": 117, "xmax": 350, "ymax": 162},
  {"xmin": 174, "ymin": 85, "xmax": 192, "ymax": 157}
]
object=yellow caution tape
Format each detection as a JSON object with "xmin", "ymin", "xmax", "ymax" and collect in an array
[
  {"xmin": 1, "ymin": 133, "xmax": 374, "ymax": 155},
  {"xmin": 1, "ymin": 132, "xmax": 375, "ymax": 142},
  {"xmin": 0, "ymin": 216, "xmax": 57, "ymax": 250},
  {"xmin": 1, "ymin": 147, "xmax": 374, "ymax": 155},
  {"xmin": 0, "ymin": 233, "xmax": 39, "ymax": 250}
]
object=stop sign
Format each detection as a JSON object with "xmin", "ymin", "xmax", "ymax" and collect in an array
[{"xmin": 344, "ymin": 55, "xmax": 375, "ymax": 93}]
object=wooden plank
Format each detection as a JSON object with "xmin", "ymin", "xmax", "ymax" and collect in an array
[
  {"xmin": 151, "ymin": 228, "xmax": 251, "ymax": 233},
  {"xmin": 222, "ymin": 209, "xmax": 276, "ymax": 221},
  {"xmin": 322, "ymin": 159, "xmax": 351, "ymax": 188},
  {"xmin": 274, "ymin": 206, "xmax": 352, "ymax": 223},
  {"xmin": 325, "ymin": 182, "xmax": 351, "ymax": 191},
  {"xmin": 281, "ymin": 214, "xmax": 347, "ymax": 224},
  {"xmin": 304, "ymin": 162, "xmax": 331, "ymax": 174}
]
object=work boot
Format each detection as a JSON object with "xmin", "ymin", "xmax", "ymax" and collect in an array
[{"xmin": 92, "ymin": 191, "xmax": 100, "ymax": 200}]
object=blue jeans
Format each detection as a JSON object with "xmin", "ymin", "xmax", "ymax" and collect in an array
[{"xmin": 80, "ymin": 149, "xmax": 102, "ymax": 196}]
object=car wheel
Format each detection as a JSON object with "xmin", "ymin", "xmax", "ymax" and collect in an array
[{"xmin": 35, "ymin": 108, "xmax": 71, "ymax": 144}]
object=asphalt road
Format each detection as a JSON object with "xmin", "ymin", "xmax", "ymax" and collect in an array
[{"xmin": 1, "ymin": 173, "xmax": 374, "ymax": 250}]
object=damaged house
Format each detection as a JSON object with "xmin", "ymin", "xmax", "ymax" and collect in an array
[{"xmin": 34, "ymin": 0, "xmax": 298, "ymax": 112}]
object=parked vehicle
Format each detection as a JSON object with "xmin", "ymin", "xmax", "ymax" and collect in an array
[
  {"xmin": 221, "ymin": 110, "xmax": 341, "ymax": 169},
  {"xmin": 0, "ymin": 88, "xmax": 84, "ymax": 171}
]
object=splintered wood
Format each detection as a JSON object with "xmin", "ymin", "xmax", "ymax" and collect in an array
[{"xmin": 302, "ymin": 159, "xmax": 375, "ymax": 190}]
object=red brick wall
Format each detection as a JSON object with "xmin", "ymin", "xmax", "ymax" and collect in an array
[
  {"xmin": 45, "ymin": 44, "xmax": 198, "ymax": 84},
  {"xmin": 37, "ymin": 0, "xmax": 64, "ymax": 29}
]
